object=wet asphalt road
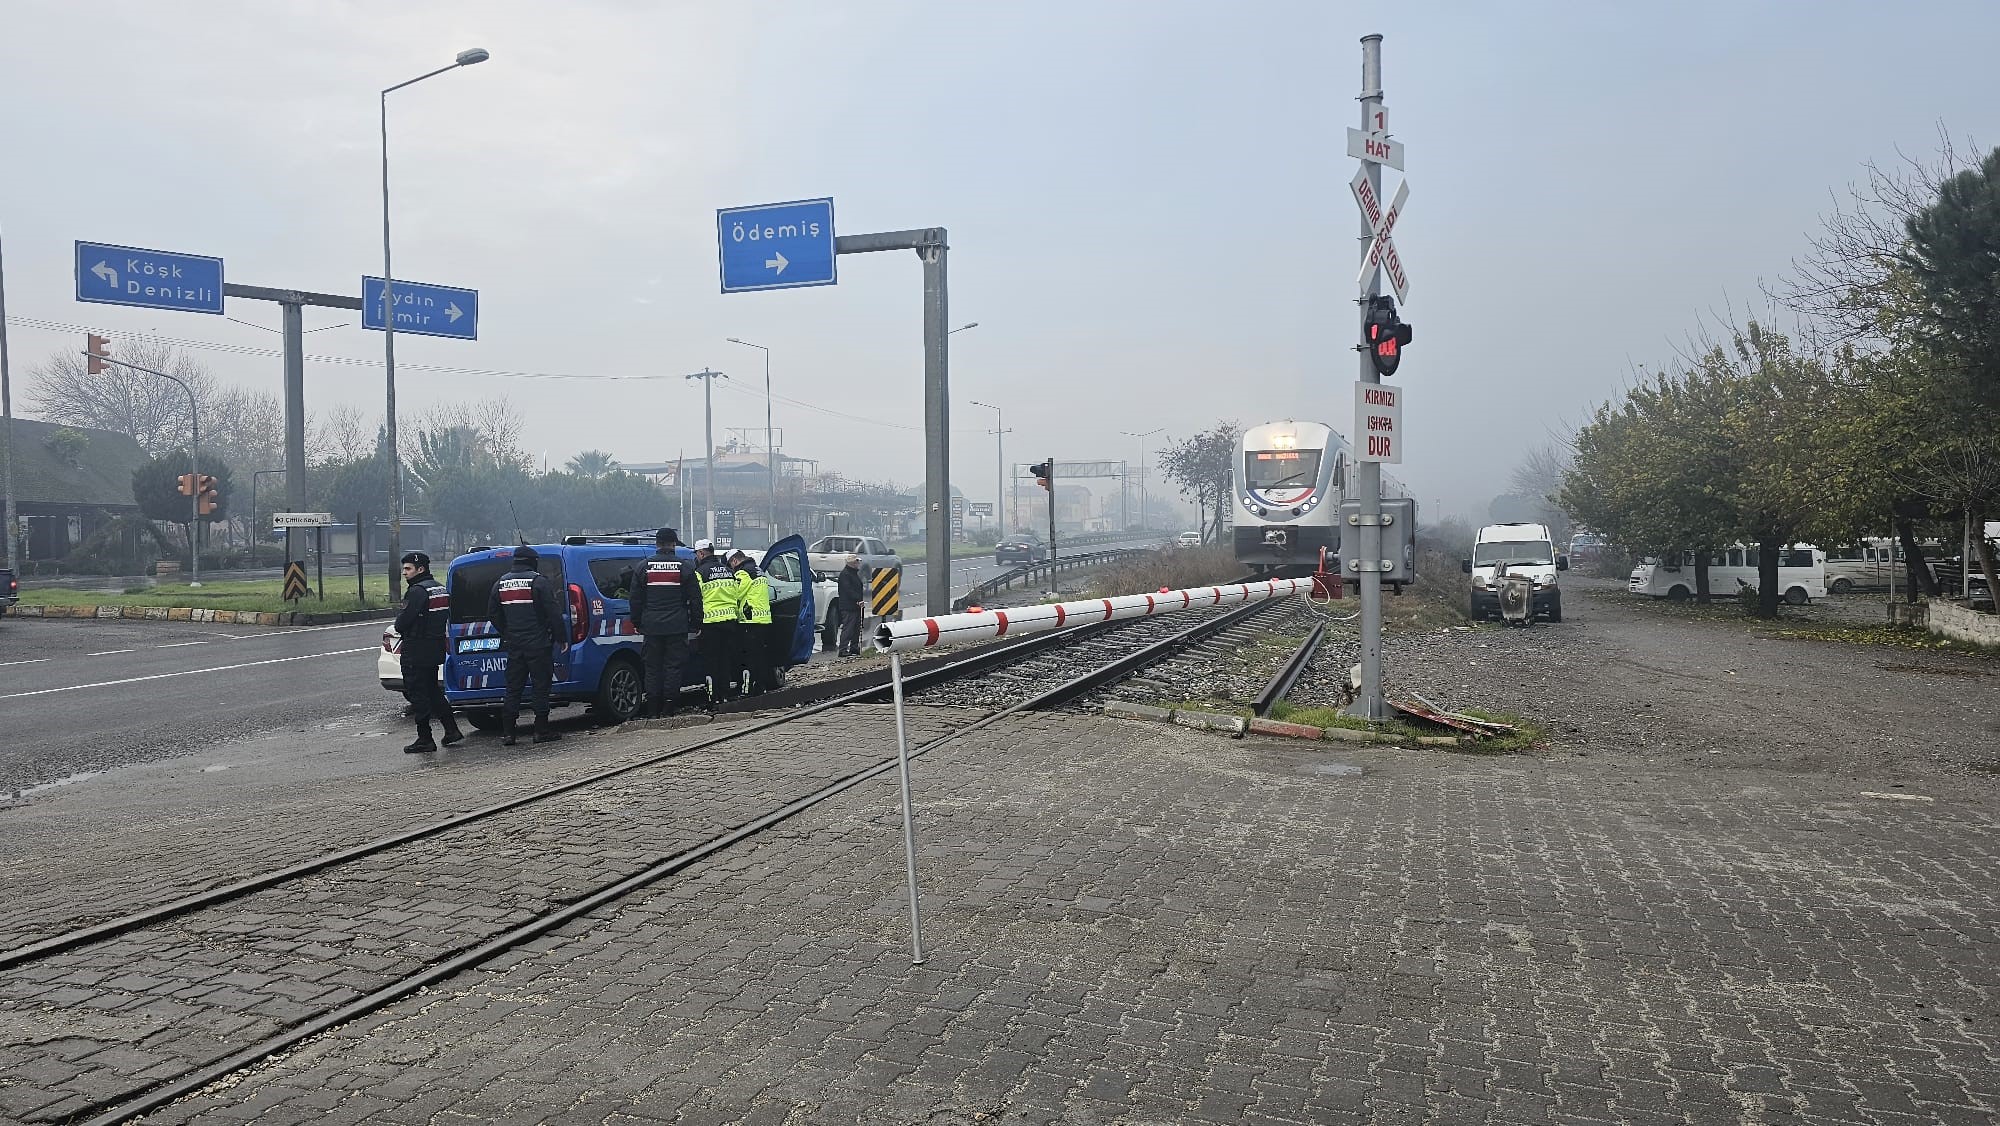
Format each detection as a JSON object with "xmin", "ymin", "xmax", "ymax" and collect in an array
[{"xmin": 0, "ymin": 616, "xmax": 397, "ymax": 794}]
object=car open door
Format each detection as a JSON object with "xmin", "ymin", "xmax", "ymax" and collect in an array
[{"xmin": 761, "ymin": 534, "xmax": 816, "ymax": 667}]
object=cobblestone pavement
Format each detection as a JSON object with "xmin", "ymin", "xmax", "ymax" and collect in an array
[{"xmin": 3, "ymin": 585, "xmax": 1996, "ymax": 1124}]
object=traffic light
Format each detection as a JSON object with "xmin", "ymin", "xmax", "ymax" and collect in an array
[
  {"xmin": 177, "ymin": 472, "xmax": 199, "ymax": 496},
  {"xmin": 196, "ymin": 475, "xmax": 220, "ymax": 517},
  {"xmin": 1363, "ymin": 296, "xmax": 1413, "ymax": 377},
  {"xmin": 85, "ymin": 334, "xmax": 112, "ymax": 375},
  {"xmin": 1029, "ymin": 461, "xmax": 1052, "ymax": 492}
]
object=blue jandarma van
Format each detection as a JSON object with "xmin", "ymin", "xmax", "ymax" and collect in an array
[{"xmin": 440, "ymin": 534, "xmax": 815, "ymax": 726}]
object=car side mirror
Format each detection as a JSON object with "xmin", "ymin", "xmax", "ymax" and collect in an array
[
  {"xmin": 1557, "ymin": 555, "xmax": 1569, "ymax": 571},
  {"xmin": 1460, "ymin": 558, "xmax": 1472, "ymax": 574}
]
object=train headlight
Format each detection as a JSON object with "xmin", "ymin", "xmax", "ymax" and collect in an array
[
  {"xmin": 1291, "ymin": 506, "xmax": 1304, "ymax": 516},
  {"xmin": 1251, "ymin": 504, "xmax": 1266, "ymax": 516}
]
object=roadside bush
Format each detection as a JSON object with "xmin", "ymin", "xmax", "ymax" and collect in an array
[{"xmin": 1088, "ymin": 545, "xmax": 1237, "ymax": 596}]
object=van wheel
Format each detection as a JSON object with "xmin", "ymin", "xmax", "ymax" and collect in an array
[
  {"xmin": 1830, "ymin": 577, "xmax": 1852, "ymax": 595},
  {"xmin": 462, "ymin": 708, "xmax": 504, "ymax": 732},
  {"xmin": 1784, "ymin": 587, "xmax": 1810, "ymax": 606},
  {"xmin": 594, "ymin": 656, "xmax": 643, "ymax": 724},
  {"xmin": 1666, "ymin": 587, "xmax": 1691, "ymax": 602},
  {"xmin": 1546, "ymin": 596, "xmax": 1563, "ymax": 623},
  {"xmin": 1468, "ymin": 595, "xmax": 1483, "ymax": 621}
]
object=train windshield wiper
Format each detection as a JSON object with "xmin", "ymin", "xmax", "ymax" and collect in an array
[{"xmin": 1261, "ymin": 470, "xmax": 1308, "ymax": 488}]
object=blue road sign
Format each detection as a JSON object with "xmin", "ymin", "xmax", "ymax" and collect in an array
[
  {"xmin": 74, "ymin": 241, "xmax": 225, "ymax": 314},
  {"xmin": 361, "ymin": 276, "xmax": 479, "ymax": 340},
  {"xmin": 717, "ymin": 198, "xmax": 836, "ymax": 293}
]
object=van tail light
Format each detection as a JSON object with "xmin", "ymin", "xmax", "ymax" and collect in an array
[{"xmin": 568, "ymin": 583, "xmax": 587, "ymax": 645}]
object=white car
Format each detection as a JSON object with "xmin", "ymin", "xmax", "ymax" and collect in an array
[
  {"xmin": 1176, "ymin": 531, "xmax": 1202, "ymax": 547},
  {"xmin": 806, "ymin": 535, "xmax": 901, "ymax": 580},
  {"xmin": 379, "ymin": 624, "xmax": 403, "ymax": 691}
]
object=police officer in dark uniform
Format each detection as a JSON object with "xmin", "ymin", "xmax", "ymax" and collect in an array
[
  {"xmin": 395, "ymin": 551, "xmax": 463, "ymax": 754},
  {"xmin": 485, "ymin": 544, "xmax": 564, "ymax": 745},
  {"xmin": 625, "ymin": 527, "xmax": 700, "ymax": 719}
]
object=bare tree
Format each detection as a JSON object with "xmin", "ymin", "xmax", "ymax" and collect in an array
[
  {"xmin": 25, "ymin": 339, "xmax": 214, "ymax": 456},
  {"xmin": 408, "ymin": 397, "xmax": 528, "ymax": 470},
  {"xmin": 1773, "ymin": 127, "xmax": 1977, "ymax": 351},
  {"xmin": 308, "ymin": 403, "xmax": 376, "ymax": 465}
]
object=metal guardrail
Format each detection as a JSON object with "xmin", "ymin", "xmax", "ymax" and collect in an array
[{"xmin": 951, "ymin": 548, "xmax": 1156, "ymax": 612}]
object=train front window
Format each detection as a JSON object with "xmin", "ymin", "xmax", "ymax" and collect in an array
[{"xmin": 1245, "ymin": 450, "xmax": 1321, "ymax": 490}]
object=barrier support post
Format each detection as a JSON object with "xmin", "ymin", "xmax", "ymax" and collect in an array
[{"xmin": 888, "ymin": 650, "xmax": 925, "ymax": 965}]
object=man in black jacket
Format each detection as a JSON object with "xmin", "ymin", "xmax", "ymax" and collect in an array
[
  {"xmin": 486, "ymin": 544, "xmax": 564, "ymax": 745},
  {"xmin": 836, "ymin": 553, "xmax": 866, "ymax": 657},
  {"xmin": 395, "ymin": 551, "xmax": 463, "ymax": 754},
  {"xmin": 626, "ymin": 527, "xmax": 699, "ymax": 719}
]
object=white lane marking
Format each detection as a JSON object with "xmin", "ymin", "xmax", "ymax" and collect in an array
[
  {"xmin": 87, "ymin": 649, "xmax": 137, "ymax": 656},
  {"xmin": 0, "ymin": 647, "xmax": 377, "ymax": 701},
  {"xmin": 230, "ymin": 620, "xmax": 389, "ymax": 639},
  {"xmin": 155, "ymin": 641, "xmax": 209, "ymax": 648},
  {"xmin": 0, "ymin": 659, "xmax": 52, "ymax": 668}
]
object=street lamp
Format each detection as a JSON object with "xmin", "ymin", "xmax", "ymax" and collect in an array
[
  {"xmin": 1122, "ymin": 428, "xmax": 1163, "ymax": 533},
  {"xmin": 968, "ymin": 400, "xmax": 1008, "ymax": 534},
  {"xmin": 381, "ymin": 45, "xmax": 489, "ymax": 600},
  {"xmin": 725, "ymin": 337, "xmax": 777, "ymax": 538}
]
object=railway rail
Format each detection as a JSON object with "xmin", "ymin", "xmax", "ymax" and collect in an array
[{"xmin": 1, "ymin": 583, "xmax": 1286, "ymax": 1126}]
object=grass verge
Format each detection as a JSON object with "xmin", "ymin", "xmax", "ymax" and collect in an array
[{"xmin": 20, "ymin": 577, "xmax": 394, "ymax": 615}]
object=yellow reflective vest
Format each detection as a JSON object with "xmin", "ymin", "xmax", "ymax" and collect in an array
[
  {"xmin": 740, "ymin": 570, "xmax": 773, "ymax": 625},
  {"xmin": 696, "ymin": 557, "xmax": 739, "ymax": 624}
]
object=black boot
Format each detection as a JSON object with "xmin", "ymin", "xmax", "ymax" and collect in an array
[
  {"xmin": 532, "ymin": 718, "xmax": 562, "ymax": 744},
  {"xmin": 403, "ymin": 720, "xmax": 437, "ymax": 754},
  {"xmin": 440, "ymin": 716, "xmax": 465, "ymax": 747},
  {"xmin": 500, "ymin": 717, "xmax": 518, "ymax": 747}
]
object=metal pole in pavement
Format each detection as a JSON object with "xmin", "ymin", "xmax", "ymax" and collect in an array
[
  {"xmin": 1347, "ymin": 33, "xmax": 1389, "ymax": 720},
  {"xmin": 889, "ymin": 651, "xmax": 926, "ymax": 964}
]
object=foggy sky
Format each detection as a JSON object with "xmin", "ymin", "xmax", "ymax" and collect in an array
[{"xmin": 4, "ymin": 0, "xmax": 1997, "ymax": 522}]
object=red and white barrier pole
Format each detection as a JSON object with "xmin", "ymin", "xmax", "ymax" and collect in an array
[{"xmin": 872, "ymin": 578, "xmax": 1313, "ymax": 654}]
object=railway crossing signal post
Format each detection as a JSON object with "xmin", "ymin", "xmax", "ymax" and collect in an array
[
  {"xmin": 1030, "ymin": 460, "xmax": 1056, "ymax": 571},
  {"xmin": 87, "ymin": 348, "xmax": 204, "ymax": 588},
  {"xmin": 1345, "ymin": 33, "xmax": 1411, "ymax": 721}
]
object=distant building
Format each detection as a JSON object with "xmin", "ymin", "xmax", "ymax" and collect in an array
[{"xmin": 0, "ymin": 419, "xmax": 148, "ymax": 563}]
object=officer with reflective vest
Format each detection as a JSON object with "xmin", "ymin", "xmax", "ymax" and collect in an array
[
  {"xmin": 626, "ymin": 527, "xmax": 700, "ymax": 718},
  {"xmin": 485, "ymin": 544, "xmax": 564, "ymax": 745},
  {"xmin": 395, "ymin": 551, "xmax": 463, "ymax": 754},
  {"xmin": 692, "ymin": 539, "xmax": 741, "ymax": 707},
  {"xmin": 730, "ymin": 548, "xmax": 775, "ymax": 696}
]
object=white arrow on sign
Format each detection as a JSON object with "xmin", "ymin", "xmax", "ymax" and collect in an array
[
  {"xmin": 1351, "ymin": 170, "xmax": 1411, "ymax": 302},
  {"xmin": 445, "ymin": 302, "xmax": 464, "ymax": 323},
  {"xmin": 91, "ymin": 261, "xmax": 118, "ymax": 287},
  {"xmin": 765, "ymin": 251, "xmax": 789, "ymax": 275}
]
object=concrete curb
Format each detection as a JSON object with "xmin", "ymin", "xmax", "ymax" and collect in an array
[
  {"xmin": 1247, "ymin": 717, "xmax": 1325, "ymax": 740},
  {"xmin": 1172, "ymin": 709, "xmax": 1247, "ymax": 736},
  {"xmin": 9, "ymin": 604, "xmax": 396, "ymax": 627},
  {"xmin": 1103, "ymin": 701, "xmax": 1174, "ymax": 723}
]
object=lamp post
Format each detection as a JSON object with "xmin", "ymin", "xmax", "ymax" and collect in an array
[
  {"xmin": 381, "ymin": 46, "xmax": 489, "ymax": 600},
  {"xmin": 969, "ymin": 400, "xmax": 1008, "ymax": 535},
  {"xmin": 725, "ymin": 337, "xmax": 776, "ymax": 538},
  {"xmin": 685, "ymin": 369, "xmax": 727, "ymax": 542},
  {"xmin": 1122, "ymin": 428, "xmax": 1162, "ymax": 533}
]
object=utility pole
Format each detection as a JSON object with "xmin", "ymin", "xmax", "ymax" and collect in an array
[
  {"xmin": 1349, "ymin": 33, "xmax": 1390, "ymax": 721},
  {"xmin": 970, "ymin": 400, "xmax": 1007, "ymax": 541},
  {"xmin": 0, "ymin": 225, "xmax": 16, "ymax": 573},
  {"xmin": 685, "ymin": 369, "xmax": 726, "ymax": 542},
  {"xmin": 1122, "ymin": 428, "xmax": 1162, "ymax": 533},
  {"xmin": 725, "ymin": 338, "xmax": 776, "ymax": 538}
]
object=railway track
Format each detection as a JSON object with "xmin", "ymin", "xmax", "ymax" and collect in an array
[{"xmin": 0, "ymin": 589, "xmax": 1286, "ymax": 1125}]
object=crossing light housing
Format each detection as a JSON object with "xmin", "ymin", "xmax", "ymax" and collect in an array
[
  {"xmin": 1363, "ymin": 296, "xmax": 1412, "ymax": 377},
  {"xmin": 86, "ymin": 334, "xmax": 112, "ymax": 375},
  {"xmin": 196, "ymin": 474, "xmax": 220, "ymax": 517},
  {"xmin": 177, "ymin": 472, "xmax": 199, "ymax": 496},
  {"xmin": 1029, "ymin": 460, "xmax": 1052, "ymax": 492}
]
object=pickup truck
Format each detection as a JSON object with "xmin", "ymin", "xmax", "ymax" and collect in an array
[{"xmin": 0, "ymin": 566, "xmax": 16, "ymax": 618}]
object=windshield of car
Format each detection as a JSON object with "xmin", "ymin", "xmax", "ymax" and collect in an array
[
  {"xmin": 1472, "ymin": 539, "xmax": 1555, "ymax": 566},
  {"xmin": 1243, "ymin": 449, "xmax": 1322, "ymax": 490}
]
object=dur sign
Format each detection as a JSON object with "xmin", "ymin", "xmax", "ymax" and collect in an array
[{"xmin": 1354, "ymin": 382, "xmax": 1403, "ymax": 465}]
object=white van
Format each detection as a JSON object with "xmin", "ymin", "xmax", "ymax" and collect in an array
[
  {"xmin": 1463, "ymin": 522, "xmax": 1566, "ymax": 622},
  {"xmin": 1627, "ymin": 544, "xmax": 1826, "ymax": 604}
]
